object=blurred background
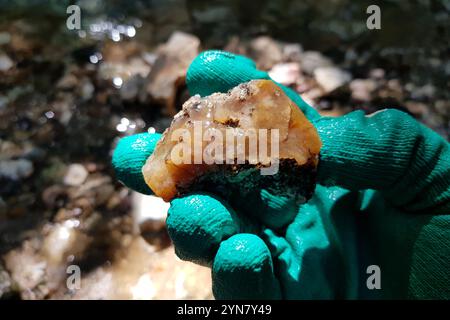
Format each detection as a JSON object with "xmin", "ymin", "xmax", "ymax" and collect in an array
[{"xmin": 0, "ymin": 0, "xmax": 448, "ymax": 299}]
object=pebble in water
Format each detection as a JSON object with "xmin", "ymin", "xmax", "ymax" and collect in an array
[{"xmin": 63, "ymin": 164, "xmax": 88, "ymax": 187}]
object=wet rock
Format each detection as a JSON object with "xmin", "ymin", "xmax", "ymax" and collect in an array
[
  {"xmin": 51, "ymin": 97, "xmax": 75, "ymax": 126},
  {"xmin": 378, "ymin": 79, "xmax": 404, "ymax": 102},
  {"xmin": 92, "ymin": 184, "xmax": 115, "ymax": 206},
  {"xmin": 314, "ymin": 66, "xmax": 351, "ymax": 93},
  {"xmin": 405, "ymin": 101, "xmax": 429, "ymax": 117},
  {"xmin": 40, "ymin": 159, "xmax": 67, "ymax": 185},
  {"xmin": 295, "ymin": 76, "xmax": 320, "ymax": 93},
  {"xmin": 0, "ymin": 95, "xmax": 8, "ymax": 109},
  {"xmin": 79, "ymin": 78, "xmax": 95, "ymax": 101},
  {"xmin": 144, "ymin": 245, "xmax": 212, "ymax": 299},
  {"xmin": 41, "ymin": 220, "xmax": 90, "ymax": 265},
  {"xmin": 132, "ymin": 192, "xmax": 169, "ymax": 234},
  {"xmin": 56, "ymin": 73, "xmax": 78, "ymax": 90},
  {"xmin": 98, "ymin": 62, "xmax": 123, "ymax": 81},
  {"xmin": 98, "ymin": 57, "xmax": 150, "ymax": 88},
  {"xmin": 63, "ymin": 164, "xmax": 88, "ymax": 186},
  {"xmin": 268, "ymin": 62, "xmax": 302, "ymax": 86},
  {"xmin": 127, "ymin": 57, "xmax": 152, "ymax": 78},
  {"xmin": 102, "ymin": 41, "xmax": 140, "ymax": 63},
  {"xmin": 434, "ymin": 100, "xmax": 450, "ymax": 117},
  {"xmin": 144, "ymin": 31, "xmax": 200, "ymax": 115},
  {"xmin": 0, "ymin": 140, "xmax": 24, "ymax": 160},
  {"xmin": 54, "ymin": 207, "xmax": 83, "ymax": 222},
  {"xmin": 249, "ymin": 36, "xmax": 283, "ymax": 70},
  {"xmin": 300, "ymin": 87, "xmax": 326, "ymax": 107},
  {"xmin": 0, "ymin": 263, "xmax": 14, "ymax": 298},
  {"xmin": 106, "ymin": 187, "xmax": 129, "ymax": 210},
  {"xmin": 0, "ymin": 159, "xmax": 33, "ymax": 180},
  {"xmin": 0, "ymin": 32, "xmax": 11, "ymax": 45},
  {"xmin": 52, "ymin": 238, "xmax": 212, "ymax": 300},
  {"xmin": 300, "ymin": 51, "xmax": 333, "ymax": 74},
  {"xmin": 369, "ymin": 68, "xmax": 385, "ymax": 80},
  {"xmin": 0, "ymin": 53, "xmax": 14, "ymax": 72},
  {"xmin": 22, "ymin": 146, "xmax": 46, "ymax": 162},
  {"xmin": 3, "ymin": 240, "xmax": 48, "ymax": 300},
  {"xmin": 223, "ymin": 36, "xmax": 247, "ymax": 56},
  {"xmin": 120, "ymin": 74, "xmax": 144, "ymax": 101},
  {"xmin": 410, "ymin": 84, "xmax": 436, "ymax": 101},
  {"xmin": 85, "ymin": 162, "xmax": 103, "ymax": 173},
  {"xmin": 282, "ymin": 43, "xmax": 303, "ymax": 62},
  {"xmin": 42, "ymin": 185, "xmax": 68, "ymax": 209},
  {"xmin": 141, "ymin": 52, "xmax": 158, "ymax": 66},
  {"xmin": 70, "ymin": 175, "xmax": 114, "ymax": 206},
  {"xmin": 350, "ymin": 79, "xmax": 377, "ymax": 102}
]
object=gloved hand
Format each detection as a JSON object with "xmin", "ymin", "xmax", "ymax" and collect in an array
[{"xmin": 112, "ymin": 51, "xmax": 450, "ymax": 299}]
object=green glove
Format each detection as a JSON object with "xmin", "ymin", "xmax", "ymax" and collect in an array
[{"xmin": 112, "ymin": 50, "xmax": 450, "ymax": 299}]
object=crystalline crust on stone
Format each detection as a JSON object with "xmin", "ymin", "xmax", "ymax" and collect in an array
[{"xmin": 142, "ymin": 80, "xmax": 322, "ymax": 202}]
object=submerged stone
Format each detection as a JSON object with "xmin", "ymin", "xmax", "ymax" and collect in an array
[{"xmin": 142, "ymin": 80, "xmax": 321, "ymax": 203}]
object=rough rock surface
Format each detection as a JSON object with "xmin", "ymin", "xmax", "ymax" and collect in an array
[
  {"xmin": 144, "ymin": 32, "xmax": 200, "ymax": 115},
  {"xmin": 143, "ymin": 80, "xmax": 321, "ymax": 203}
]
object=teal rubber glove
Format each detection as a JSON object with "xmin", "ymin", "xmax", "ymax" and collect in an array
[{"xmin": 112, "ymin": 51, "xmax": 450, "ymax": 299}]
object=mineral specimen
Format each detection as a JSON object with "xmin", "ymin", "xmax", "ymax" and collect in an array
[{"xmin": 142, "ymin": 80, "xmax": 321, "ymax": 203}]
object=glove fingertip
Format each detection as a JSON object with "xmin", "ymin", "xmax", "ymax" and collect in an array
[
  {"xmin": 212, "ymin": 233, "xmax": 281, "ymax": 299},
  {"xmin": 167, "ymin": 194, "xmax": 239, "ymax": 265},
  {"xmin": 186, "ymin": 50, "xmax": 269, "ymax": 97},
  {"xmin": 112, "ymin": 132, "xmax": 161, "ymax": 194}
]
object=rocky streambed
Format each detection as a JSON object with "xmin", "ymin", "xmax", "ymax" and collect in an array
[{"xmin": 0, "ymin": 1, "xmax": 448, "ymax": 299}]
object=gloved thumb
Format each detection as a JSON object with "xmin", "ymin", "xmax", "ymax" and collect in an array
[{"xmin": 112, "ymin": 132, "xmax": 161, "ymax": 194}]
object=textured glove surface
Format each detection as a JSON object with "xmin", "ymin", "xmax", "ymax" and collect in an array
[{"xmin": 112, "ymin": 51, "xmax": 450, "ymax": 299}]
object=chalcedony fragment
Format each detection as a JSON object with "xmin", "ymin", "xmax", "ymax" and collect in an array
[{"xmin": 142, "ymin": 80, "xmax": 322, "ymax": 203}]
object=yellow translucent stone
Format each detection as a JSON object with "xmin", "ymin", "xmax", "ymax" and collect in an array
[{"xmin": 142, "ymin": 80, "xmax": 321, "ymax": 202}]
